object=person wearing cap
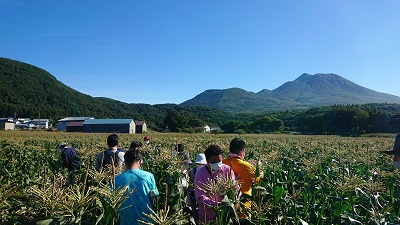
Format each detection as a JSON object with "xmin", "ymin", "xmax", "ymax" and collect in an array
[
  {"xmin": 113, "ymin": 148, "xmax": 159, "ymax": 225},
  {"xmin": 173, "ymin": 144, "xmax": 192, "ymax": 203},
  {"xmin": 382, "ymin": 133, "xmax": 400, "ymax": 171},
  {"xmin": 143, "ymin": 136, "xmax": 150, "ymax": 145},
  {"xmin": 59, "ymin": 142, "xmax": 81, "ymax": 185},
  {"xmin": 95, "ymin": 134, "xmax": 125, "ymax": 172},
  {"xmin": 187, "ymin": 153, "xmax": 207, "ymax": 221},
  {"xmin": 222, "ymin": 138, "xmax": 263, "ymax": 218},
  {"xmin": 176, "ymin": 144, "xmax": 192, "ymax": 170}
]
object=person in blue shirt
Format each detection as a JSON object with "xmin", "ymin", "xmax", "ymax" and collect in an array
[
  {"xmin": 59, "ymin": 142, "xmax": 81, "ymax": 185},
  {"xmin": 114, "ymin": 148, "xmax": 159, "ymax": 225}
]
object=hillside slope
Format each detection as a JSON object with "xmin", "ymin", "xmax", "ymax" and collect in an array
[
  {"xmin": 0, "ymin": 57, "xmax": 230, "ymax": 126},
  {"xmin": 181, "ymin": 73, "xmax": 400, "ymax": 112}
]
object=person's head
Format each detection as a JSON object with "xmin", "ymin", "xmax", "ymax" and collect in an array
[
  {"xmin": 383, "ymin": 133, "xmax": 400, "ymax": 170},
  {"xmin": 144, "ymin": 136, "xmax": 150, "ymax": 145},
  {"xmin": 230, "ymin": 138, "xmax": 246, "ymax": 158},
  {"xmin": 129, "ymin": 141, "xmax": 142, "ymax": 150},
  {"xmin": 176, "ymin": 144, "xmax": 184, "ymax": 153},
  {"xmin": 181, "ymin": 152, "xmax": 192, "ymax": 171},
  {"xmin": 59, "ymin": 142, "xmax": 67, "ymax": 150},
  {"xmin": 124, "ymin": 149, "xmax": 143, "ymax": 169},
  {"xmin": 195, "ymin": 153, "xmax": 207, "ymax": 169},
  {"xmin": 204, "ymin": 144, "xmax": 223, "ymax": 171},
  {"xmin": 107, "ymin": 134, "xmax": 119, "ymax": 148}
]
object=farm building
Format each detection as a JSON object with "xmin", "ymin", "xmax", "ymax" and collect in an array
[
  {"xmin": 135, "ymin": 121, "xmax": 147, "ymax": 133},
  {"xmin": 204, "ymin": 125, "xmax": 211, "ymax": 132},
  {"xmin": 15, "ymin": 123, "xmax": 32, "ymax": 130},
  {"xmin": 29, "ymin": 119, "xmax": 50, "ymax": 129},
  {"xmin": 0, "ymin": 120, "xmax": 15, "ymax": 130},
  {"xmin": 66, "ymin": 121, "xmax": 84, "ymax": 132},
  {"xmin": 17, "ymin": 118, "xmax": 31, "ymax": 124},
  {"xmin": 83, "ymin": 119, "xmax": 135, "ymax": 133},
  {"xmin": 57, "ymin": 117, "xmax": 94, "ymax": 131}
]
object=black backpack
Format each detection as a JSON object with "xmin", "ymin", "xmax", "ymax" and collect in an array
[{"xmin": 101, "ymin": 148, "xmax": 125, "ymax": 168}]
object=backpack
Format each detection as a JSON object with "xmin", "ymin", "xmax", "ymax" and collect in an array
[{"xmin": 101, "ymin": 148, "xmax": 125, "ymax": 169}]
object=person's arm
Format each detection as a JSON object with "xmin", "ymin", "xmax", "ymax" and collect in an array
[
  {"xmin": 229, "ymin": 167, "xmax": 240, "ymax": 192},
  {"xmin": 95, "ymin": 152, "xmax": 102, "ymax": 172},
  {"xmin": 117, "ymin": 152, "xmax": 125, "ymax": 167},
  {"xmin": 150, "ymin": 174, "xmax": 159, "ymax": 196},
  {"xmin": 60, "ymin": 150, "xmax": 69, "ymax": 168}
]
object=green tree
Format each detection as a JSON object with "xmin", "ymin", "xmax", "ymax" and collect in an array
[
  {"xmin": 163, "ymin": 110, "xmax": 186, "ymax": 132},
  {"xmin": 325, "ymin": 106, "xmax": 369, "ymax": 135},
  {"xmin": 251, "ymin": 115, "xmax": 283, "ymax": 133},
  {"xmin": 220, "ymin": 120, "xmax": 245, "ymax": 134}
]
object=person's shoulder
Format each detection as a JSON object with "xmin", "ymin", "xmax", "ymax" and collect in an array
[
  {"xmin": 69, "ymin": 147, "xmax": 78, "ymax": 152},
  {"xmin": 115, "ymin": 170, "xmax": 131, "ymax": 181},
  {"xmin": 134, "ymin": 169, "xmax": 153, "ymax": 177},
  {"xmin": 239, "ymin": 159, "xmax": 253, "ymax": 167},
  {"xmin": 95, "ymin": 150, "xmax": 107, "ymax": 158},
  {"xmin": 194, "ymin": 166, "xmax": 208, "ymax": 178},
  {"xmin": 221, "ymin": 163, "xmax": 232, "ymax": 170}
]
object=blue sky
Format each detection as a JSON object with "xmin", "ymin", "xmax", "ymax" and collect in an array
[{"xmin": 1, "ymin": 1, "xmax": 399, "ymax": 104}]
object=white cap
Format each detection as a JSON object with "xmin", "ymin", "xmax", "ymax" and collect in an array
[
  {"xmin": 195, "ymin": 153, "xmax": 206, "ymax": 165},
  {"xmin": 59, "ymin": 142, "xmax": 67, "ymax": 148}
]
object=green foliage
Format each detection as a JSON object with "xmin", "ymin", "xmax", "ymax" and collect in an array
[
  {"xmin": 182, "ymin": 73, "xmax": 400, "ymax": 113},
  {"xmin": 3, "ymin": 57, "xmax": 400, "ymax": 136},
  {"xmin": 1, "ymin": 132, "xmax": 400, "ymax": 224}
]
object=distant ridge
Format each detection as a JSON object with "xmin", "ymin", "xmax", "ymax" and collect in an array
[
  {"xmin": 2, "ymin": 56, "xmax": 400, "ymax": 116},
  {"xmin": 0, "ymin": 57, "xmax": 230, "ymax": 125},
  {"xmin": 181, "ymin": 73, "xmax": 400, "ymax": 112}
]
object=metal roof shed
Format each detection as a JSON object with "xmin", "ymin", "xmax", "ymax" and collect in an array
[
  {"xmin": 67, "ymin": 121, "xmax": 84, "ymax": 132},
  {"xmin": 57, "ymin": 117, "xmax": 94, "ymax": 131},
  {"xmin": 135, "ymin": 121, "xmax": 147, "ymax": 133},
  {"xmin": 83, "ymin": 119, "xmax": 135, "ymax": 133}
]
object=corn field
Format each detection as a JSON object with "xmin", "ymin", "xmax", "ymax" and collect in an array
[{"xmin": 0, "ymin": 131, "xmax": 400, "ymax": 225}]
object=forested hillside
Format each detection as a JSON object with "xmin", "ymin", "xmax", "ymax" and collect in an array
[
  {"xmin": 181, "ymin": 73, "xmax": 400, "ymax": 112},
  {"xmin": 0, "ymin": 57, "xmax": 232, "ymax": 130},
  {"xmin": 1, "ymin": 57, "xmax": 400, "ymax": 135}
]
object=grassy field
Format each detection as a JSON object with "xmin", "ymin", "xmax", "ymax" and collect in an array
[{"xmin": 1, "ymin": 131, "xmax": 400, "ymax": 224}]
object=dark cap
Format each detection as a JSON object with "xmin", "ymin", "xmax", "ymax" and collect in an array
[{"xmin": 382, "ymin": 134, "xmax": 400, "ymax": 155}]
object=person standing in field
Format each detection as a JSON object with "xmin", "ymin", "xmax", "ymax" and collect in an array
[
  {"xmin": 95, "ymin": 134, "xmax": 125, "ymax": 172},
  {"xmin": 382, "ymin": 133, "xmax": 400, "ymax": 171},
  {"xmin": 187, "ymin": 153, "xmax": 207, "ymax": 221},
  {"xmin": 143, "ymin": 136, "xmax": 150, "ymax": 145},
  {"xmin": 113, "ymin": 149, "xmax": 159, "ymax": 225},
  {"xmin": 222, "ymin": 138, "xmax": 263, "ymax": 217},
  {"xmin": 129, "ymin": 141, "xmax": 142, "ymax": 150},
  {"xmin": 59, "ymin": 142, "xmax": 81, "ymax": 185},
  {"xmin": 194, "ymin": 144, "xmax": 238, "ymax": 224}
]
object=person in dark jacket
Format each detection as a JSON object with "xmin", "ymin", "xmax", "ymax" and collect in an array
[
  {"xmin": 59, "ymin": 142, "xmax": 81, "ymax": 185},
  {"xmin": 382, "ymin": 133, "xmax": 400, "ymax": 171}
]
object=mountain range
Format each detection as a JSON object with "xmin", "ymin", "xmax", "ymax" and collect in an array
[
  {"xmin": 1, "ymin": 56, "xmax": 400, "ymax": 119},
  {"xmin": 181, "ymin": 73, "xmax": 400, "ymax": 113}
]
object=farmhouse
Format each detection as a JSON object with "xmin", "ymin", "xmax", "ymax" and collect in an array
[
  {"xmin": 83, "ymin": 119, "xmax": 135, "ymax": 133},
  {"xmin": 204, "ymin": 125, "xmax": 211, "ymax": 132},
  {"xmin": 57, "ymin": 117, "xmax": 94, "ymax": 131},
  {"xmin": 0, "ymin": 119, "xmax": 15, "ymax": 130},
  {"xmin": 30, "ymin": 119, "xmax": 50, "ymax": 129},
  {"xmin": 135, "ymin": 121, "xmax": 147, "ymax": 133}
]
